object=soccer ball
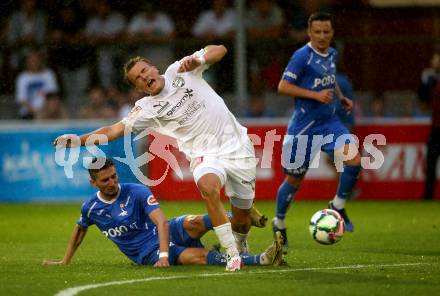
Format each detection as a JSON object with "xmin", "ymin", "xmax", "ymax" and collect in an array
[{"xmin": 309, "ymin": 209, "xmax": 345, "ymax": 245}]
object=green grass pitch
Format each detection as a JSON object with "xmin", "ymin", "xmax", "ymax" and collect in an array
[{"xmin": 1, "ymin": 201, "xmax": 439, "ymax": 296}]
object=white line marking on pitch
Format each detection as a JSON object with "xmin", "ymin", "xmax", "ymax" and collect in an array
[{"xmin": 55, "ymin": 262, "xmax": 431, "ymax": 296}]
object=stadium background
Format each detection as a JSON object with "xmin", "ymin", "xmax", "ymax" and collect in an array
[{"xmin": 0, "ymin": 0, "xmax": 439, "ymax": 202}]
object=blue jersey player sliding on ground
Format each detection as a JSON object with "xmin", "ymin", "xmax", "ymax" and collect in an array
[
  {"xmin": 272, "ymin": 12, "xmax": 362, "ymax": 249},
  {"xmin": 43, "ymin": 158, "xmax": 283, "ymax": 268}
]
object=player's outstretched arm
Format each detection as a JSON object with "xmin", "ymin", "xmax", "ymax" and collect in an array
[
  {"xmin": 278, "ymin": 79, "xmax": 334, "ymax": 104},
  {"xmin": 42, "ymin": 224, "xmax": 88, "ymax": 266},
  {"xmin": 178, "ymin": 45, "xmax": 227, "ymax": 73},
  {"xmin": 149, "ymin": 208, "xmax": 171, "ymax": 268},
  {"xmin": 53, "ymin": 121, "xmax": 126, "ymax": 148},
  {"xmin": 201, "ymin": 45, "xmax": 227, "ymax": 65}
]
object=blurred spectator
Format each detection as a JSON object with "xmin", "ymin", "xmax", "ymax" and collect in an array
[
  {"xmin": 422, "ymin": 79, "xmax": 440, "ymax": 200},
  {"xmin": 117, "ymin": 89, "xmax": 144, "ymax": 119},
  {"xmin": 126, "ymin": 2, "xmax": 175, "ymax": 73},
  {"xmin": 15, "ymin": 50, "xmax": 59, "ymax": 119},
  {"xmin": 287, "ymin": 2, "xmax": 308, "ymax": 44},
  {"xmin": 245, "ymin": 95, "xmax": 275, "ymax": 118},
  {"xmin": 247, "ymin": 0, "xmax": 285, "ymax": 92},
  {"xmin": 0, "ymin": 18, "xmax": 8, "ymax": 94},
  {"xmin": 418, "ymin": 51, "xmax": 440, "ymax": 114},
  {"xmin": 402, "ymin": 99, "xmax": 428, "ymax": 118},
  {"xmin": 106, "ymin": 86, "xmax": 125, "ymax": 110},
  {"xmin": 365, "ymin": 92, "xmax": 394, "ymax": 118},
  {"xmin": 83, "ymin": 0, "xmax": 126, "ymax": 89},
  {"xmin": 36, "ymin": 92, "xmax": 68, "ymax": 119},
  {"xmin": 7, "ymin": 0, "xmax": 47, "ymax": 70},
  {"xmin": 247, "ymin": 0, "xmax": 284, "ymax": 40},
  {"xmin": 192, "ymin": 0, "xmax": 236, "ymax": 41},
  {"xmin": 48, "ymin": 3, "xmax": 91, "ymax": 113},
  {"xmin": 191, "ymin": 0, "xmax": 236, "ymax": 93},
  {"xmin": 78, "ymin": 86, "xmax": 116, "ymax": 119}
]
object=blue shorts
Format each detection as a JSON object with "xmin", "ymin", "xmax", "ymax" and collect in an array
[
  {"xmin": 141, "ymin": 215, "xmax": 204, "ymax": 266},
  {"xmin": 169, "ymin": 215, "xmax": 204, "ymax": 248},
  {"xmin": 282, "ymin": 118, "xmax": 355, "ymax": 177}
]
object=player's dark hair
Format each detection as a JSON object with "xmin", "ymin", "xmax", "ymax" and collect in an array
[
  {"xmin": 124, "ymin": 56, "xmax": 153, "ymax": 86},
  {"xmin": 88, "ymin": 157, "xmax": 115, "ymax": 180},
  {"xmin": 308, "ymin": 12, "xmax": 334, "ymax": 28}
]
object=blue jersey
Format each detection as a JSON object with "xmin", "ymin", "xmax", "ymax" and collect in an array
[
  {"xmin": 77, "ymin": 183, "xmax": 160, "ymax": 265},
  {"xmin": 282, "ymin": 42, "xmax": 338, "ymax": 134}
]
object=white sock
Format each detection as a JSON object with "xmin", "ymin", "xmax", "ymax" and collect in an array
[
  {"xmin": 233, "ymin": 231, "xmax": 249, "ymax": 253},
  {"xmin": 213, "ymin": 222, "xmax": 239, "ymax": 257},
  {"xmin": 274, "ymin": 217, "xmax": 286, "ymax": 229},
  {"xmin": 332, "ymin": 195, "xmax": 346, "ymax": 210},
  {"xmin": 259, "ymin": 252, "xmax": 271, "ymax": 265}
]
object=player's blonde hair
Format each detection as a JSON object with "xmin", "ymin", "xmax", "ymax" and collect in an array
[{"xmin": 123, "ymin": 56, "xmax": 153, "ymax": 86}]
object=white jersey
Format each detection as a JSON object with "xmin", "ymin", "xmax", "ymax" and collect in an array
[{"xmin": 122, "ymin": 49, "xmax": 249, "ymax": 159}]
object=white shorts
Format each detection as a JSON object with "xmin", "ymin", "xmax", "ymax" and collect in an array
[{"xmin": 191, "ymin": 141, "xmax": 257, "ymax": 210}]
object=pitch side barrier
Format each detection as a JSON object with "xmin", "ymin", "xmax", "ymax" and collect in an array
[
  {"xmin": 148, "ymin": 117, "xmax": 438, "ymax": 201},
  {"xmin": 0, "ymin": 118, "xmax": 437, "ymax": 202},
  {"xmin": 0, "ymin": 120, "xmax": 138, "ymax": 202}
]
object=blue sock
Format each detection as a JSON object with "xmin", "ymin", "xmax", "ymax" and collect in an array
[
  {"xmin": 203, "ymin": 214, "xmax": 213, "ymax": 230},
  {"xmin": 241, "ymin": 254, "xmax": 261, "ymax": 266},
  {"xmin": 337, "ymin": 165, "xmax": 361, "ymax": 199},
  {"xmin": 276, "ymin": 181, "xmax": 298, "ymax": 220},
  {"xmin": 203, "ymin": 212, "xmax": 232, "ymax": 230},
  {"xmin": 207, "ymin": 250, "xmax": 227, "ymax": 266},
  {"xmin": 207, "ymin": 251, "xmax": 261, "ymax": 266}
]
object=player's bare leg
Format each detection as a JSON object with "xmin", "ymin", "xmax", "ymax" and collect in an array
[
  {"xmin": 197, "ymin": 173, "xmax": 241, "ymax": 271},
  {"xmin": 197, "ymin": 173, "xmax": 229, "ymax": 227},
  {"xmin": 178, "ymin": 248, "xmax": 209, "ymax": 265},
  {"xmin": 341, "ymin": 144, "xmax": 361, "ymax": 167},
  {"xmin": 183, "ymin": 209, "xmax": 266, "ymax": 243},
  {"xmin": 231, "ymin": 205, "xmax": 251, "ymax": 254},
  {"xmin": 182, "ymin": 215, "xmax": 210, "ymax": 239}
]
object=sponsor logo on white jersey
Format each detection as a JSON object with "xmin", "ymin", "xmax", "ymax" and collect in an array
[
  {"xmin": 153, "ymin": 101, "xmax": 170, "ymax": 114},
  {"xmin": 166, "ymin": 88, "xmax": 194, "ymax": 116},
  {"xmin": 172, "ymin": 76, "xmax": 185, "ymax": 88}
]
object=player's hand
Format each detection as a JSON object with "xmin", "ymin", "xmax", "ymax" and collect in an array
[
  {"xmin": 314, "ymin": 89, "xmax": 333, "ymax": 104},
  {"xmin": 53, "ymin": 134, "xmax": 80, "ymax": 148},
  {"xmin": 178, "ymin": 56, "xmax": 202, "ymax": 73},
  {"xmin": 154, "ymin": 257, "xmax": 170, "ymax": 268},
  {"xmin": 340, "ymin": 96, "xmax": 353, "ymax": 111},
  {"xmin": 42, "ymin": 259, "xmax": 67, "ymax": 266}
]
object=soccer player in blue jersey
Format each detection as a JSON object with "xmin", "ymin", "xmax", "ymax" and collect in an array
[
  {"xmin": 43, "ymin": 158, "xmax": 283, "ymax": 267},
  {"xmin": 271, "ymin": 12, "xmax": 362, "ymax": 249}
]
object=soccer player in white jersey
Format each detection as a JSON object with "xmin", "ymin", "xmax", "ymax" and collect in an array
[{"xmin": 54, "ymin": 45, "xmax": 262, "ymax": 271}]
